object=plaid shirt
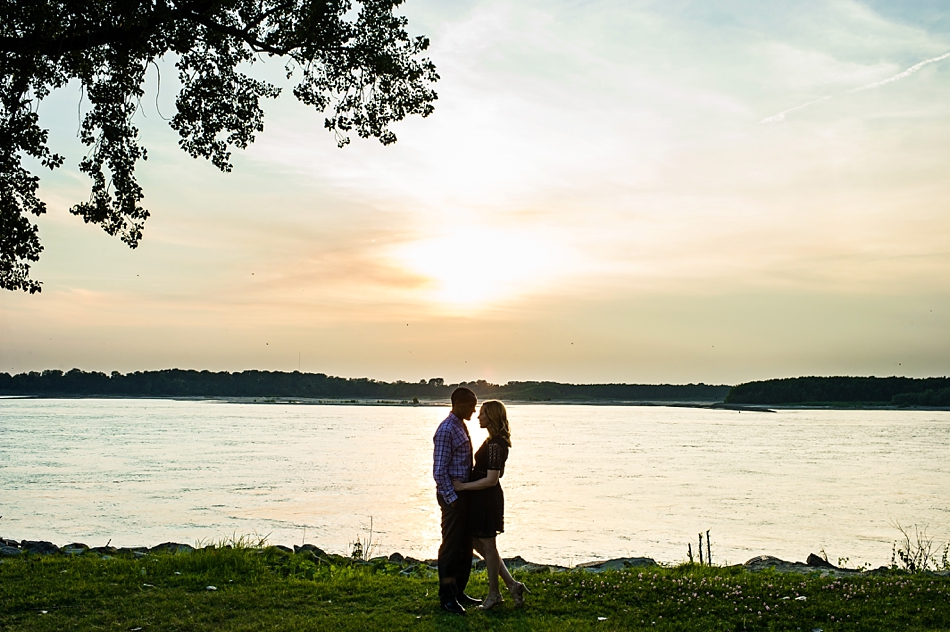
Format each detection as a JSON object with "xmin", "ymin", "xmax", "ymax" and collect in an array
[{"xmin": 432, "ymin": 412, "xmax": 472, "ymax": 504}]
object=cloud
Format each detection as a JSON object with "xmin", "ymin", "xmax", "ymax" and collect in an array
[
  {"xmin": 762, "ymin": 50, "xmax": 950, "ymax": 123},
  {"xmin": 849, "ymin": 50, "xmax": 950, "ymax": 91},
  {"xmin": 760, "ymin": 96, "xmax": 832, "ymax": 123}
]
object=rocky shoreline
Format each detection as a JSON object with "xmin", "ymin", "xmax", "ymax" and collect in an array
[{"xmin": 6, "ymin": 537, "xmax": 943, "ymax": 577}]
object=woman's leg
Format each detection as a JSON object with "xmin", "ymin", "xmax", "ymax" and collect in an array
[
  {"xmin": 497, "ymin": 555, "xmax": 516, "ymax": 590},
  {"xmin": 472, "ymin": 537, "xmax": 485, "ymax": 561},
  {"xmin": 492, "ymin": 537, "xmax": 529, "ymax": 605},
  {"xmin": 475, "ymin": 537, "xmax": 501, "ymax": 596}
]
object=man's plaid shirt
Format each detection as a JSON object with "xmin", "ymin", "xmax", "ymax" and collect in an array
[{"xmin": 432, "ymin": 412, "xmax": 472, "ymax": 504}]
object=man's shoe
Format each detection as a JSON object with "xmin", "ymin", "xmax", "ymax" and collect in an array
[
  {"xmin": 440, "ymin": 600, "xmax": 466, "ymax": 615},
  {"xmin": 457, "ymin": 593, "xmax": 483, "ymax": 607}
]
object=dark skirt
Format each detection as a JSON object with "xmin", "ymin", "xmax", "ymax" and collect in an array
[{"xmin": 469, "ymin": 483, "xmax": 504, "ymax": 538}]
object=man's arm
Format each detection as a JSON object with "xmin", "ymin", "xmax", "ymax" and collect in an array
[{"xmin": 433, "ymin": 424, "xmax": 458, "ymax": 504}]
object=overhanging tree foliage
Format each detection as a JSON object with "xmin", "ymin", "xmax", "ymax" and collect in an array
[{"xmin": 0, "ymin": 0, "xmax": 437, "ymax": 293}]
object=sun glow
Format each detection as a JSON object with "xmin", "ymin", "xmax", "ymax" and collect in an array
[{"xmin": 391, "ymin": 224, "xmax": 569, "ymax": 309}]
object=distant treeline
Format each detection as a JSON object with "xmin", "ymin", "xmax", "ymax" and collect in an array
[
  {"xmin": 0, "ymin": 369, "xmax": 730, "ymax": 402},
  {"xmin": 725, "ymin": 376, "xmax": 950, "ymax": 407}
]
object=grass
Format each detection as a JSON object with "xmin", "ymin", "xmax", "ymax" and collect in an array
[{"xmin": 2, "ymin": 547, "xmax": 950, "ymax": 631}]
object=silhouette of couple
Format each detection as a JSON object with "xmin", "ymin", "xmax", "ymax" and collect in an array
[{"xmin": 432, "ymin": 387, "xmax": 528, "ymax": 614}]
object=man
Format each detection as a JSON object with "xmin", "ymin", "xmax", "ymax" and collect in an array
[{"xmin": 432, "ymin": 387, "xmax": 481, "ymax": 615}]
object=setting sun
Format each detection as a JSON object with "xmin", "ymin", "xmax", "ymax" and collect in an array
[{"xmin": 390, "ymin": 224, "xmax": 570, "ymax": 309}]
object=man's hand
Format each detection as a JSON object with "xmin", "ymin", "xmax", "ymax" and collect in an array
[{"xmin": 452, "ymin": 479, "xmax": 465, "ymax": 491}]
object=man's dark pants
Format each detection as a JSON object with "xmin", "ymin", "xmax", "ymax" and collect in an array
[{"xmin": 437, "ymin": 492, "xmax": 472, "ymax": 604}]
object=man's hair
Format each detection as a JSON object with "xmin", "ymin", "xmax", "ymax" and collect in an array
[{"xmin": 451, "ymin": 387, "xmax": 477, "ymax": 407}]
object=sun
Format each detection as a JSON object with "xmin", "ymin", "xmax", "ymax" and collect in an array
[{"xmin": 390, "ymin": 224, "xmax": 567, "ymax": 309}]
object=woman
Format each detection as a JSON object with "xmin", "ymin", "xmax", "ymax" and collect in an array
[{"xmin": 452, "ymin": 400, "xmax": 529, "ymax": 609}]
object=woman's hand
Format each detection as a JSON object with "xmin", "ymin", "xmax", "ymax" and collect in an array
[{"xmin": 452, "ymin": 479, "xmax": 466, "ymax": 491}]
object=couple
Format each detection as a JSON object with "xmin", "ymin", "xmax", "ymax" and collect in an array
[{"xmin": 432, "ymin": 387, "xmax": 528, "ymax": 615}]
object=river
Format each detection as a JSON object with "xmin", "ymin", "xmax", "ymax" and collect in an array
[{"xmin": 1, "ymin": 398, "xmax": 947, "ymax": 567}]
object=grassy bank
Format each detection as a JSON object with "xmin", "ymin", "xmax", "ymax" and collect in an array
[{"xmin": 2, "ymin": 547, "xmax": 949, "ymax": 631}]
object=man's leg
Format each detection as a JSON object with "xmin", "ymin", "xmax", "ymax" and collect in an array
[
  {"xmin": 437, "ymin": 493, "xmax": 470, "ymax": 604},
  {"xmin": 451, "ymin": 494, "xmax": 473, "ymax": 596}
]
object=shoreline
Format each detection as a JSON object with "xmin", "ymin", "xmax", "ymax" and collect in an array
[
  {"xmin": 5, "ymin": 394, "xmax": 950, "ymax": 411},
  {"xmin": 4, "ymin": 537, "xmax": 947, "ymax": 578}
]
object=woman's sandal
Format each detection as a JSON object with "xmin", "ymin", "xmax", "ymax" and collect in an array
[
  {"xmin": 509, "ymin": 581, "xmax": 530, "ymax": 606},
  {"xmin": 478, "ymin": 592, "xmax": 505, "ymax": 610}
]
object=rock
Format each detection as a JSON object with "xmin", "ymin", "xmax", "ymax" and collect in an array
[
  {"xmin": 388, "ymin": 552, "xmax": 405, "ymax": 564},
  {"xmin": 0, "ymin": 538, "xmax": 19, "ymax": 547},
  {"xmin": 369, "ymin": 556, "xmax": 389, "ymax": 564},
  {"xmin": 272, "ymin": 545, "xmax": 293, "ymax": 554},
  {"xmin": 806, "ymin": 553, "xmax": 837, "ymax": 569},
  {"xmin": 472, "ymin": 555, "xmax": 571, "ymax": 573},
  {"xmin": 295, "ymin": 544, "xmax": 327, "ymax": 557},
  {"xmin": 88, "ymin": 546, "xmax": 117, "ymax": 555},
  {"xmin": 503, "ymin": 555, "xmax": 533, "ymax": 568},
  {"xmin": 118, "ymin": 547, "xmax": 148, "ymax": 555},
  {"xmin": 865, "ymin": 566, "xmax": 891, "ymax": 575},
  {"xmin": 745, "ymin": 555, "xmax": 807, "ymax": 572},
  {"xmin": 62, "ymin": 543, "xmax": 89, "ymax": 556},
  {"xmin": 149, "ymin": 542, "xmax": 195, "ymax": 554},
  {"xmin": 577, "ymin": 557, "xmax": 657, "ymax": 572},
  {"xmin": 0, "ymin": 545, "xmax": 21, "ymax": 557},
  {"xmin": 296, "ymin": 551, "xmax": 320, "ymax": 563},
  {"xmin": 21, "ymin": 541, "xmax": 59, "ymax": 555},
  {"xmin": 744, "ymin": 555, "xmax": 859, "ymax": 577},
  {"xmin": 118, "ymin": 547, "xmax": 149, "ymax": 559},
  {"xmin": 524, "ymin": 563, "xmax": 568, "ymax": 573}
]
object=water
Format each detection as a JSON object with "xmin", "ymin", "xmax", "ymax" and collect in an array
[{"xmin": 1, "ymin": 398, "xmax": 948, "ymax": 567}]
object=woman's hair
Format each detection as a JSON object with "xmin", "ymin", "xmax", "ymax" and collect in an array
[{"xmin": 480, "ymin": 400, "xmax": 511, "ymax": 447}]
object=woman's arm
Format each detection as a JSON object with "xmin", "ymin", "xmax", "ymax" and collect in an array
[{"xmin": 453, "ymin": 470, "xmax": 500, "ymax": 491}]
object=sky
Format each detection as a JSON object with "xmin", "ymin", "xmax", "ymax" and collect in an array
[{"xmin": 2, "ymin": 0, "xmax": 950, "ymax": 385}]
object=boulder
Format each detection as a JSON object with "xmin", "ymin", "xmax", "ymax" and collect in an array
[
  {"xmin": 577, "ymin": 557, "xmax": 657, "ymax": 572},
  {"xmin": 744, "ymin": 555, "xmax": 859, "ymax": 577},
  {"xmin": 0, "ymin": 545, "xmax": 21, "ymax": 557},
  {"xmin": 806, "ymin": 553, "xmax": 837, "ymax": 569},
  {"xmin": 388, "ymin": 552, "xmax": 405, "ymax": 564},
  {"xmin": 149, "ymin": 542, "xmax": 195, "ymax": 554},
  {"xmin": 502, "ymin": 555, "xmax": 533, "ymax": 569},
  {"xmin": 297, "ymin": 551, "xmax": 321, "ymax": 563},
  {"xmin": 744, "ymin": 555, "xmax": 806, "ymax": 572},
  {"xmin": 118, "ymin": 547, "xmax": 149, "ymax": 558},
  {"xmin": 272, "ymin": 545, "xmax": 293, "ymax": 554},
  {"xmin": 21, "ymin": 541, "xmax": 59, "ymax": 555},
  {"xmin": 88, "ymin": 546, "xmax": 118, "ymax": 555},
  {"xmin": 62, "ymin": 543, "xmax": 89, "ymax": 556},
  {"xmin": 865, "ymin": 566, "xmax": 891, "ymax": 575},
  {"xmin": 295, "ymin": 544, "xmax": 327, "ymax": 558},
  {"xmin": 0, "ymin": 538, "xmax": 19, "ymax": 547}
]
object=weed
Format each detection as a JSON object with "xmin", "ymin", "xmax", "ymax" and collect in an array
[
  {"xmin": 892, "ymin": 522, "xmax": 937, "ymax": 573},
  {"xmin": 350, "ymin": 516, "xmax": 380, "ymax": 561}
]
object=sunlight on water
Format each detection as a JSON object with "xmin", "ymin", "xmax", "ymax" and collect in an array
[{"xmin": 1, "ymin": 399, "xmax": 948, "ymax": 566}]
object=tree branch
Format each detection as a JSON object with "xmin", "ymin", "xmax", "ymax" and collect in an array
[{"xmin": 184, "ymin": 11, "xmax": 294, "ymax": 55}]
